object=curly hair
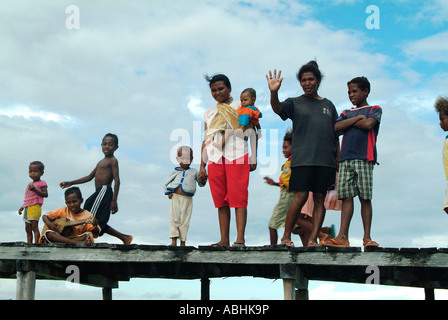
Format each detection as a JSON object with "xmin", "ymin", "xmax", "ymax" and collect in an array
[
  {"xmin": 435, "ymin": 96, "xmax": 448, "ymax": 116},
  {"xmin": 30, "ymin": 161, "xmax": 45, "ymax": 172},
  {"xmin": 283, "ymin": 127, "xmax": 293, "ymax": 144}
]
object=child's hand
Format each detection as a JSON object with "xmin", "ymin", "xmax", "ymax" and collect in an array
[
  {"xmin": 168, "ymin": 194, "xmax": 173, "ymax": 199},
  {"xmin": 43, "ymin": 216, "xmax": 59, "ymax": 232},
  {"xmin": 28, "ymin": 183, "xmax": 36, "ymax": 192},
  {"xmin": 199, "ymin": 175, "xmax": 207, "ymax": 185},
  {"xmin": 92, "ymin": 226, "xmax": 100, "ymax": 236},
  {"xmin": 18, "ymin": 207, "xmax": 23, "ymax": 215},
  {"xmin": 264, "ymin": 177, "xmax": 280, "ymax": 186},
  {"xmin": 250, "ymin": 163, "xmax": 257, "ymax": 172},
  {"xmin": 198, "ymin": 168, "xmax": 207, "ymax": 182},
  {"xmin": 59, "ymin": 181, "xmax": 71, "ymax": 189},
  {"xmin": 110, "ymin": 200, "xmax": 118, "ymax": 214},
  {"xmin": 47, "ymin": 221, "xmax": 59, "ymax": 233},
  {"xmin": 249, "ymin": 155, "xmax": 257, "ymax": 172}
]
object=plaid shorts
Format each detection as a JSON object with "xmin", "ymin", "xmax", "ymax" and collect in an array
[{"xmin": 337, "ymin": 160, "xmax": 375, "ymax": 200}]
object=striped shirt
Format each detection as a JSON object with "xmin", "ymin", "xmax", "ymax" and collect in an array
[{"xmin": 337, "ymin": 105, "xmax": 382, "ymax": 163}]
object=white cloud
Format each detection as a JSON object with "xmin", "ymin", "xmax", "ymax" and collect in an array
[
  {"xmin": 186, "ymin": 96, "xmax": 206, "ymax": 118},
  {"xmin": 412, "ymin": 0, "xmax": 448, "ymax": 26},
  {"xmin": 404, "ymin": 31, "xmax": 448, "ymax": 63},
  {"xmin": 310, "ymin": 282, "xmax": 426, "ymax": 300},
  {"xmin": 0, "ymin": 104, "xmax": 81, "ymax": 125}
]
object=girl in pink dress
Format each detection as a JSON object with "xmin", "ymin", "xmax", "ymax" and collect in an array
[{"xmin": 18, "ymin": 161, "xmax": 48, "ymax": 243}]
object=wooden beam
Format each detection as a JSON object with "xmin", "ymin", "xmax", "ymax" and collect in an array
[{"xmin": 3, "ymin": 243, "xmax": 448, "ymax": 300}]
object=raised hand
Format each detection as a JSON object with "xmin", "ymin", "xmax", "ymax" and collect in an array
[{"xmin": 266, "ymin": 69, "xmax": 283, "ymax": 92}]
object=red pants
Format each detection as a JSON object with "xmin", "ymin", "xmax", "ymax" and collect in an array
[{"xmin": 208, "ymin": 154, "xmax": 250, "ymax": 208}]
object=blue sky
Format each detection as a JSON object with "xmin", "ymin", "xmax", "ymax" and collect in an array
[{"xmin": 1, "ymin": 0, "xmax": 448, "ymax": 300}]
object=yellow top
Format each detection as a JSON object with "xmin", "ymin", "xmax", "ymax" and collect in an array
[{"xmin": 279, "ymin": 157, "xmax": 292, "ymax": 189}]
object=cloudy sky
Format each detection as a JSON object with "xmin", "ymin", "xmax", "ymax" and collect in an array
[{"xmin": 1, "ymin": 0, "xmax": 448, "ymax": 300}]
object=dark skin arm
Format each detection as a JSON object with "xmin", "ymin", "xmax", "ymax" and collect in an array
[
  {"xmin": 266, "ymin": 69, "xmax": 284, "ymax": 115},
  {"xmin": 353, "ymin": 117, "xmax": 379, "ymax": 130},
  {"xmin": 28, "ymin": 184, "xmax": 48, "ymax": 198},
  {"xmin": 264, "ymin": 177, "xmax": 280, "ymax": 187},
  {"xmin": 59, "ymin": 167, "xmax": 96, "ymax": 188},
  {"xmin": 110, "ymin": 158, "xmax": 120, "ymax": 213},
  {"xmin": 42, "ymin": 215, "xmax": 59, "ymax": 232},
  {"xmin": 90, "ymin": 224, "xmax": 100, "ymax": 236},
  {"xmin": 59, "ymin": 158, "xmax": 120, "ymax": 213},
  {"xmin": 198, "ymin": 123, "xmax": 209, "ymax": 183},
  {"xmin": 334, "ymin": 115, "xmax": 379, "ymax": 134},
  {"xmin": 249, "ymin": 128, "xmax": 258, "ymax": 172}
]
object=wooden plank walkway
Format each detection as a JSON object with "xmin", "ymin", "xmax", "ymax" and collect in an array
[{"xmin": 1, "ymin": 242, "xmax": 448, "ymax": 300}]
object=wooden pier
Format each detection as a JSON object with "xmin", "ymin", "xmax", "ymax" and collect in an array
[{"xmin": 1, "ymin": 242, "xmax": 448, "ymax": 300}]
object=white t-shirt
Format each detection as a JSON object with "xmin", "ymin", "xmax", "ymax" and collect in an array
[{"xmin": 202, "ymin": 100, "xmax": 248, "ymax": 163}]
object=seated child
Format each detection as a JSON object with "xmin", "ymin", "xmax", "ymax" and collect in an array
[
  {"xmin": 164, "ymin": 146, "xmax": 206, "ymax": 246},
  {"xmin": 40, "ymin": 187, "xmax": 100, "ymax": 244},
  {"xmin": 237, "ymin": 88, "xmax": 262, "ymax": 137}
]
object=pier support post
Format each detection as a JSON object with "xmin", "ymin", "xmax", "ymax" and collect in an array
[
  {"xmin": 294, "ymin": 267, "xmax": 309, "ymax": 300},
  {"xmin": 280, "ymin": 264, "xmax": 309, "ymax": 300},
  {"xmin": 201, "ymin": 278, "xmax": 210, "ymax": 300},
  {"xmin": 424, "ymin": 288, "xmax": 435, "ymax": 300},
  {"xmin": 102, "ymin": 287, "xmax": 113, "ymax": 300},
  {"xmin": 280, "ymin": 264, "xmax": 296, "ymax": 300},
  {"xmin": 16, "ymin": 260, "xmax": 36, "ymax": 300}
]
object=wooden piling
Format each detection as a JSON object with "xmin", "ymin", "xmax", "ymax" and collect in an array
[{"xmin": 16, "ymin": 260, "xmax": 36, "ymax": 300}]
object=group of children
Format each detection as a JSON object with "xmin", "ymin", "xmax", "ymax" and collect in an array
[
  {"xmin": 17, "ymin": 82, "xmax": 448, "ymax": 249},
  {"xmin": 19, "ymin": 133, "xmax": 132, "ymax": 245}
]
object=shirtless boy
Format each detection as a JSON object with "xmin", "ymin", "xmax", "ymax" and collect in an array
[{"xmin": 60, "ymin": 133, "xmax": 133, "ymax": 244}]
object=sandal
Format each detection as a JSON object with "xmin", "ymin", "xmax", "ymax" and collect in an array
[
  {"xmin": 280, "ymin": 239, "xmax": 295, "ymax": 247},
  {"xmin": 232, "ymin": 242, "xmax": 246, "ymax": 248},
  {"xmin": 363, "ymin": 240, "xmax": 379, "ymax": 247},
  {"xmin": 320, "ymin": 238, "xmax": 350, "ymax": 247}
]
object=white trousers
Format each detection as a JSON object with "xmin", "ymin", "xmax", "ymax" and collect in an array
[{"xmin": 169, "ymin": 193, "xmax": 193, "ymax": 241}]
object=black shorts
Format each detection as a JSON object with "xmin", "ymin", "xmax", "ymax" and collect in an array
[
  {"xmin": 84, "ymin": 185, "xmax": 113, "ymax": 235},
  {"xmin": 289, "ymin": 166, "xmax": 336, "ymax": 194}
]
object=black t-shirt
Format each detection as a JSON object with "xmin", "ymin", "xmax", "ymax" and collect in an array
[{"xmin": 279, "ymin": 95, "xmax": 338, "ymax": 168}]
